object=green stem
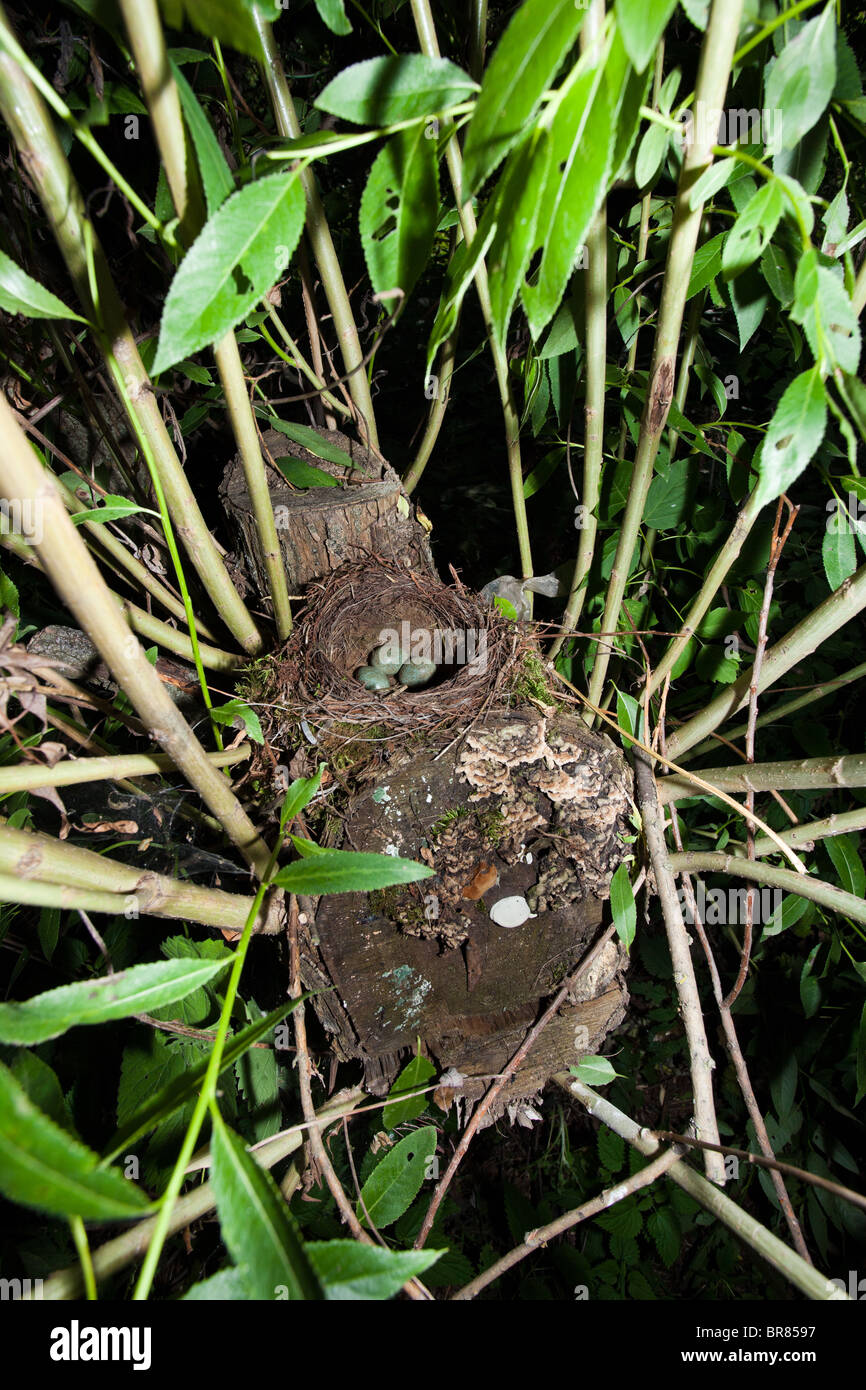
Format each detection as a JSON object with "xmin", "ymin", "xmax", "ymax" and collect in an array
[
  {"xmin": 409, "ymin": 0, "xmax": 532, "ymax": 586},
  {"xmin": 254, "ymin": 12, "xmax": 380, "ymax": 451},
  {"xmin": 586, "ymin": 0, "xmax": 746, "ymax": 713},
  {"xmin": 667, "ymin": 851, "xmax": 866, "ymax": 926},
  {"xmin": 666, "ymin": 562, "xmax": 866, "ymax": 760},
  {"xmin": 69, "ymin": 1217, "xmax": 97, "ymax": 1301}
]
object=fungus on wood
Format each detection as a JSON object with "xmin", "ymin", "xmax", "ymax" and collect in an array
[{"xmin": 226, "ymin": 426, "xmax": 634, "ymax": 1124}]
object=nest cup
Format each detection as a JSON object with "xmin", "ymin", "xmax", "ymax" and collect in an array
[{"xmin": 275, "ymin": 559, "xmax": 521, "ymax": 734}]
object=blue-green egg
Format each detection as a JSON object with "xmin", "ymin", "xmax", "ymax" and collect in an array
[
  {"xmin": 369, "ymin": 644, "xmax": 407, "ymax": 676},
  {"xmin": 398, "ymin": 659, "xmax": 437, "ymax": 688},
  {"xmin": 355, "ymin": 665, "xmax": 391, "ymax": 691}
]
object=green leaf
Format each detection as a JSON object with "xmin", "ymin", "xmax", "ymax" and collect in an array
[
  {"xmin": 822, "ymin": 512, "xmax": 856, "ymax": 591},
  {"xmin": 356, "ymin": 1127, "xmax": 437, "ymax": 1228},
  {"xmin": 267, "ymin": 419, "xmax": 361, "ymax": 469},
  {"xmin": 486, "ymin": 129, "xmax": 552, "ymax": 350},
  {"xmin": 0, "ymin": 1062, "xmax": 150, "ymax": 1219},
  {"xmin": 153, "ymin": 173, "xmax": 306, "ymax": 373},
  {"xmin": 316, "ymin": 56, "xmax": 476, "ymax": 125},
  {"xmin": 824, "ymin": 833, "xmax": 866, "ymax": 898},
  {"xmin": 105, "ymin": 1000, "xmax": 301, "ymax": 1161},
  {"xmin": 313, "ymin": 0, "xmax": 352, "ymax": 35},
  {"xmin": 183, "ymin": 1266, "xmax": 251, "ymax": 1299},
  {"xmin": 643, "ymin": 457, "xmax": 693, "ymax": 529},
  {"xmin": 279, "ymin": 766, "xmax": 325, "ymax": 831},
  {"xmin": 274, "ymin": 457, "xmax": 339, "ymax": 488},
  {"xmin": 647, "ymin": 1207, "xmax": 680, "ymax": 1267},
  {"xmin": 521, "ymin": 52, "xmax": 614, "ymax": 338},
  {"xmin": 383, "ymin": 1052, "xmax": 437, "ymax": 1128},
  {"xmin": 158, "ymin": 0, "xmax": 280, "ymax": 60},
  {"xmin": 610, "ymin": 862, "xmax": 636, "ymax": 949},
  {"xmin": 236, "ymin": 1003, "xmax": 280, "ymax": 1143},
  {"xmin": 210, "ymin": 1109, "xmax": 323, "ymax": 1299},
  {"xmin": 426, "ymin": 220, "xmax": 497, "ymax": 376},
  {"xmin": 792, "ymin": 266, "xmax": 861, "ymax": 374},
  {"xmin": 306, "ymin": 1240, "xmax": 443, "ymax": 1300},
  {"xmin": 760, "ymin": 242, "xmax": 794, "ymax": 306},
  {"xmin": 171, "ymin": 58, "xmax": 234, "ymax": 215},
  {"xmin": 210, "ymin": 699, "xmax": 264, "ymax": 744},
  {"xmin": 634, "ymin": 120, "xmax": 669, "ymax": 189},
  {"xmin": 523, "ymin": 446, "xmax": 563, "ymax": 499},
  {"xmin": 70, "ymin": 494, "xmax": 152, "ymax": 525},
  {"xmin": 729, "ymin": 265, "xmax": 769, "ymax": 351},
  {"xmin": 571, "ymin": 1055, "xmax": 617, "ymax": 1086},
  {"xmin": 0, "ymin": 249, "xmax": 87, "ymax": 323},
  {"xmin": 688, "ymin": 157, "xmax": 737, "ymax": 212},
  {"xmin": 462, "ymin": 0, "xmax": 586, "ymax": 193},
  {"xmin": 11, "ymin": 1052, "xmax": 76, "ymax": 1134},
  {"xmin": 615, "ymin": 688, "xmax": 640, "ymax": 738},
  {"xmin": 272, "ymin": 850, "xmax": 433, "ymax": 895},
  {"xmin": 615, "ymin": 0, "xmax": 677, "ymax": 73},
  {"xmin": 359, "ymin": 124, "xmax": 438, "ymax": 301},
  {"xmin": 0, "ymin": 959, "xmax": 230, "ymax": 1046},
  {"xmin": 765, "ymin": 5, "xmax": 836, "ymax": 155},
  {"xmin": 686, "ymin": 232, "xmax": 724, "ymax": 299},
  {"xmin": 753, "ymin": 367, "xmax": 827, "ymax": 510},
  {"xmin": 722, "ymin": 180, "xmax": 784, "ymax": 281}
]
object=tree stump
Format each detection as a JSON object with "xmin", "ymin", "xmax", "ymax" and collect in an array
[{"xmin": 220, "ymin": 427, "xmax": 434, "ymax": 598}]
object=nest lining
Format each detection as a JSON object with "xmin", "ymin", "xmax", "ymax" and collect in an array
[{"xmin": 270, "ymin": 559, "xmax": 525, "ymax": 736}]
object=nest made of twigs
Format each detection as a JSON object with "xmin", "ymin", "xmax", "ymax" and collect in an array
[{"xmin": 269, "ymin": 558, "xmax": 525, "ymax": 737}]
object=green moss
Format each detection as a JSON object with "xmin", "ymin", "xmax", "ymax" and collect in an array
[
  {"xmin": 477, "ymin": 806, "xmax": 506, "ymax": 845},
  {"xmin": 510, "ymin": 651, "xmax": 559, "ymax": 707},
  {"xmin": 430, "ymin": 805, "xmax": 468, "ymax": 838}
]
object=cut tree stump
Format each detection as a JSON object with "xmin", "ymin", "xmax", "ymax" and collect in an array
[{"xmin": 220, "ymin": 427, "xmax": 434, "ymax": 598}]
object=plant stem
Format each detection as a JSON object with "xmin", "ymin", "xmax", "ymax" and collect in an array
[
  {"xmin": 254, "ymin": 11, "xmax": 380, "ymax": 452},
  {"xmin": 0, "ymin": 397, "xmax": 274, "ymax": 876},
  {"xmin": 657, "ymin": 752, "xmax": 866, "ymax": 801},
  {"xmin": 409, "ymin": 0, "xmax": 533, "ymax": 586},
  {"xmin": 586, "ymin": 0, "xmax": 746, "ymax": 712},
  {"xmin": 0, "ymin": 817, "xmax": 267, "ymax": 932},
  {"xmin": 68, "ymin": 1218, "xmax": 97, "ymax": 1301},
  {"xmin": 0, "ymin": 20, "xmax": 263, "ymax": 655},
  {"xmin": 0, "ymin": 744, "xmax": 247, "ymax": 795},
  {"xmin": 666, "ymin": 561, "xmax": 866, "ymax": 759},
  {"xmin": 750, "ymin": 806, "xmax": 866, "ymax": 858},
  {"xmin": 667, "ymin": 851, "xmax": 866, "ymax": 925}
]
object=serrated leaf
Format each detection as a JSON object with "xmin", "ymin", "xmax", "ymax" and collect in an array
[
  {"xmin": 426, "ymin": 220, "xmax": 497, "ymax": 376},
  {"xmin": 357, "ymin": 1127, "xmax": 437, "ymax": 1228},
  {"xmin": 171, "ymin": 58, "xmax": 234, "ymax": 215},
  {"xmin": 0, "ymin": 1062, "xmax": 149, "ymax": 1219},
  {"xmin": 211, "ymin": 1109, "xmax": 323, "ymax": 1299},
  {"xmin": 686, "ymin": 231, "xmax": 724, "ymax": 299},
  {"xmin": 360, "ymin": 124, "xmax": 438, "ymax": 301},
  {"xmin": 0, "ymin": 250, "xmax": 87, "ymax": 323},
  {"xmin": 11, "ymin": 1052, "xmax": 76, "ymax": 1135},
  {"xmin": 753, "ymin": 366, "xmax": 827, "ymax": 510},
  {"xmin": 729, "ymin": 265, "xmax": 769, "ymax": 350},
  {"xmin": 0, "ymin": 959, "xmax": 230, "ymax": 1045},
  {"xmin": 792, "ymin": 266, "xmax": 861, "ymax": 374},
  {"xmin": 158, "ymin": 0, "xmax": 280, "ymax": 59},
  {"xmin": 722, "ymin": 180, "xmax": 784, "ymax": 280},
  {"xmin": 462, "ymin": 0, "xmax": 586, "ymax": 193},
  {"xmin": 647, "ymin": 1207, "xmax": 680, "ymax": 1267},
  {"xmin": 610, "ymin": 863, "xmax": 636, "ymax": 949},
  {"xmin": 383, "ymin": 1052, "xmax": 436, "ymax": 1128},
  {"xmin": 316, "ymin": 56, "xmax": 476, "ymax": 125},
  {"xmin": 273, "ymin": 850, "xmax": 433, "ymax": 895},
  {"xmin": 765, "ymin": 6, "xmax": 836, "ymax": 154},
  {"xmin": 306, "ymin": 1240, "xmax": 443, "ymax": 1299},
  {"xmin": 597, "ymin": 1125, "xmax": 625, "ymax": 1173},
  {"xmin": 153, "ymin": 173, "xmax": 305, "ymax": 373},
  {"xmin": 521, "ymin": 54, "xmax": 614, "ymax": 338},
  {"xmin": 486, "ymin": 128, "xmax": 552, "ymax": 350},
  {"xmin": 183, "ymin": 1266, "xmax": 251, "ymax": 1299},
  {"xmin": 615, "ymin": 0, "xmax": 677, "ymax": 73}
]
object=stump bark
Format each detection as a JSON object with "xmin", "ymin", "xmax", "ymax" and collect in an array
[{"xmin": 220, "ymin": 427, "xmax": 434, "ymax": 597}]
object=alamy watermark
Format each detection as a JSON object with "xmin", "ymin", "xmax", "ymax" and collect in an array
[
  {"xmin": 0, "ymin": 496, "xmax": 43, "ymax": 545},
  {"xmin": 377, "ymin": 620, "xmax": 487, "ymax": 673},
  {"xmin": 678, "ymin": 879, "xmax": 782, "ymax": 929},
  {"xmin": 678, "ymin": 101, "xmax": 783, "ymax": 153}
]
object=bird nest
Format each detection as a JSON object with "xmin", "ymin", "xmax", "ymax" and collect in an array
[{"xmin": 266, "ymin": 559, "xmax": 524, "ymax": 738}]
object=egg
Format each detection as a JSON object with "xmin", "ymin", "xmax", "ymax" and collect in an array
[
  {"xmin": 398, "ymin": 659, "xmax": 437, "ymax": 688},
  {"xmin": 355, "ymin": 665, "xmax": 391, "ymax": 691},
  {"xmin": 369, "ymin": 644, "xmax": 407, "ymax": 676}
]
